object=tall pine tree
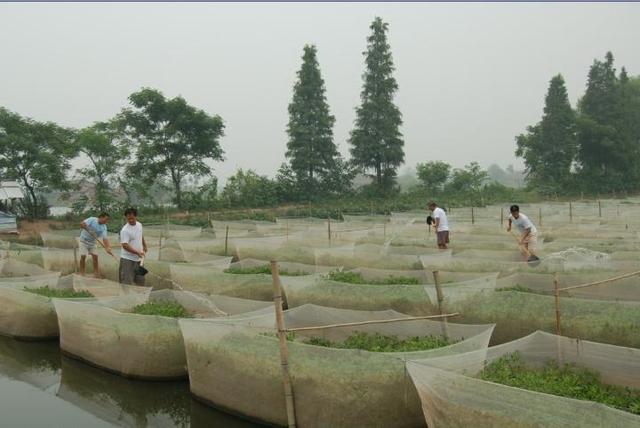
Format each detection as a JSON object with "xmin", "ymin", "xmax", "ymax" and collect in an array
[
  {"xmin": 285, "ymin": 44, "xmax": 337, "ymax": 197},
  {"xmin": 515, "ymin": 74, "xmax": 576, "ymax": 193},
  {"xmin": 349, "ymin": 17, "xmax": 404, "ymax": 191},
  {"xmin": 576, "ymin": 52, "xmax": 626, "ymax": 191}
]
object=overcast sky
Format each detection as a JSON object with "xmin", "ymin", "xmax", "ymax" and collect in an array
[{"xmin": 1, "ymin": 2, "xmax": 639, "ymax": 184}]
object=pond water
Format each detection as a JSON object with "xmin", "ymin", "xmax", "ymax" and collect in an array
[{"xmin": 0, "ymin": 336, "xmax": 260, "ymax": 427}]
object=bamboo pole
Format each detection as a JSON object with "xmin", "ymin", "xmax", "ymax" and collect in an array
[
  {"xmin": 559, "ymin": 270, "xmax": 640, "ymax": 292},
  {"xmin": 270, "ymin": 261, "xmax": 297, "ymax": 428},
  {"xmin": 73, "ymin": 246, "xmax": 78, "ymax": 273},
  {"xmin": 432, "ymin": 270, "xmax": 449, "ymax": 339},
  {"xmin": 286, "ymin": 313, "xmax": 460, "ymax": 332},
  {"xmin": 224, "ymin": 225, "xmax": 229, "ymax": 256},
  {"xmin": 285, "ymin": 220, "xmax": 289, "ymax": 242},
  {"xmin": 158, "ymin": 231, "xmax": 163, "ymax": 261},
  {"xmin": 471, "ymin": 207, "xmax": 475, "ymax": 225},
  {"xmin": 500, "ymin": 209, "xmax": 504, "ymax": 226},
  {"xmin": 327, "ymin": 216, "xmax": 331, "ymax": 243},
  {"xmin": 553, "ymin": 273, "xmax": 561, "ymax": 336},
  {"xmin": 538, "ymin": 207, "xmax": 542, "ymax": 227},
  {"xmin": 383, "ymin": 219, "xmax": 387, "ymax": 239},
  {"xmin": 569, "ymin": 202, "xmax": 573, "ymax": 223},
  {"xmin": 598, "ymin": 200, "xmax": 602, "ymax": 218}
]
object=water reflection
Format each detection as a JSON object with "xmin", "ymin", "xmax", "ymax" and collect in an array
[{"xmin": 0, "ymin": 336, "xmax": 260, "ymax": 427}]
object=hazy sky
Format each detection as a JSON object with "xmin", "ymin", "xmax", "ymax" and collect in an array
[{"xmin": 1, "ymin": 2, "xmax": 639, "ymax": 184}]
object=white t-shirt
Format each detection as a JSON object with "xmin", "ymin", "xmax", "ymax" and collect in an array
[
  {"xmin": 432, "ymin": 207, "xmax": 449, "ymax": 232},
  {"xmin": 510, "ymin": 213, "xmax": 537, "ymax": 235},
  {"xmin": 120, "ymin": 221, "xmax": 144, "ymax": 262}
]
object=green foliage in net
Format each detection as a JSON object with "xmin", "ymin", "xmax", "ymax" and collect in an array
[
  {"xmin": 326, "ymin": 270, "xmax": 420, "ymax": 285},
  {"xmin": 23, "ymin": 286, "xmax": 94, "ymax": 298},
  {"xmin": 305, "ymin": 332, "xmax": 451, "ymax": 352},
  {"xmin": 481, "ymin": 352, "xmax": 640, "ymax": 415},
  {"xmin": 132, "ymin": 301, "xmax": 191, "ymax": 318},
  {"xmin": 224, "ymin": 264, "xmax": 307, "ymax": 276}
]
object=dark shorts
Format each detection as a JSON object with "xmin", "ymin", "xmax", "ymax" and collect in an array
[
  {"xmin": 119, "ymin": 258, "xmax": 146, "ymax": 286},
  {"xmin": 437, "ymin": 231, "xmax": 450, "ymax": 246}
]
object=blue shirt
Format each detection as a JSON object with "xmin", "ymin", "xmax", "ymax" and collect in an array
[{"xmin": 79, "ymin": 217, "xmax": 108, "ymax": 245}]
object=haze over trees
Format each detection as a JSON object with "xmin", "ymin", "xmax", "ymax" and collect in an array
[{"xmin": 516, "ymin": 52, "xmax": 640, "ymax": 195}]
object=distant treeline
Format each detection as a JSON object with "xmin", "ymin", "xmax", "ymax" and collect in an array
[
  {"xmin": 1, "ymin": 17, "xmax": 635, "ymax": 219},
  {"xmin": 516, "ymin": 52, "xmax": 640, "ymax": 196}
]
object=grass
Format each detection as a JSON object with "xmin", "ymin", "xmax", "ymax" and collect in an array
[
  {"xmin": 262, "ymin": 331, "xmax": 451, "ymax": 352},
  {"xmin": 224, "ymin": 264, "xmax": 308, "ymax": 276},
  {"xmin": 481, "ymin": 352, "xmax": 640, "ymax": 415},
  {"xmin": 326, "ymin": 270, "xmax": 421, "ymax": 285},
  {"xmin": 23, "ymin": 286, "xmax": 94, "ymax": 298},
  {"xmin": 495, "ymin": 284, "xmax": 535, "ymax": 293},
  {"xmin": 132, "ymin": 301, "xmax": 191, "ymax": 318}
]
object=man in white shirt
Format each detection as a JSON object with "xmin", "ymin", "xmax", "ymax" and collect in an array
[
  {"xmin": 428, "ymin": 201, "xmax": 450, "ymax": 249},
  {"xmin": 507, "ymin": 204, "xmax": 538, "ymax": 259},
  {"xmin": 119, "ymin": 207, "xmax": 148, "ymax": 286}
]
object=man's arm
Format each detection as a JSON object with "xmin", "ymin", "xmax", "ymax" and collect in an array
[
  {"xmin": 121, "ymin": 242, "xmax": 143, "ymax": 258},
  {"xmin": 142, "ymin": 236, "xmax": 148, "ymax": 254},
  {"xmin": 434, "ymin": 217, "xmax": 440, "ymax": 231},
  {"xmin": 520, "ymin": 227, "xmax": 532, "ymax": 244},
  {"xmin": 507, "ymin": 218, "xmax": 512, "ymax": 231},
  {"xmin": 103, "ymin": 238, "xmax": 113, "ymax": 255}
]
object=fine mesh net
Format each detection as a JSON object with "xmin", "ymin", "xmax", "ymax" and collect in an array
[
  {"xmin": 407, "ymin": 331, "xmax": 640, "ymax": 428},
  {"xmin": 179, "ymin": 304, "xmax": 495, "ymax": 427},
  {"xmin": 0, "ymin": 274, "xmax": 148, "ymax": 339},
  {"xmin": 54, "ymin": 289, "xmax": 266, "ymax": 379}
]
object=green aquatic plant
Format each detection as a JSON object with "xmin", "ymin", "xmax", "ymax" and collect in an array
[
  {"xmin": 132, "ymin": 301, "xmax": 191, "ymax": 318},
  {"xmin": 224, "ymin": 264, "xmax": 307, "ymax": 276},
  {"xmin": 495, "ymin": 284, "xmax": 535, "ymax": 293},
  {"xmin": 326, "ymin": 270, "xmax": 420, "ymax": 285},
  {"xmin": 305, "ymin": 332, "xmax": 451, "ymax": 352},
  {"xmin": 23, "ymin": 286, "xmax": 94, "ymax": 298},
  {"xmin": 481, "ymin": 352, "xmax": 640, "ymax": 415}
]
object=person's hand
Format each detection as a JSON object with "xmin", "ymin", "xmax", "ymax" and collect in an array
[
  {"xmin": 106, "ymin": 248, "xmax": 114, "ymax": 256},
  {"xmin": 507, "ymin": 226, "xmax": 511, "ymax": 232},
  {"xmin": 139, "ymin": 250, "xmax": 145, "ymax": 258}
]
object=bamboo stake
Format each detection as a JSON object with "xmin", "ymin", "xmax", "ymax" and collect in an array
[
  {"xmin": 553, "ymin": 273, "xmax": 561, "ymax": 336},
  {"xmin": 285, "ymin": 220, "xmax": 289, "ymax": 242},
  {"xmin": 598, "ymin": 200, "xmax": 602, "ymax": 218},
  {"xmin": 569, "ymin": 202, "xmax": 573, "ymax": 223},
  {"xmin": 270, "ymin": 261, "xmax": 297, "ymax": 428},
  {"xmin": 224, "ymin": 225, "xmax": 229, "ymax": 256},
  {"xmin": 500, "ymin": 209, "xmax": 504, "ymax": 226},
  {"xmin": 286, "ymin": 313, "xmax": 459, "ymax": 332},
  {"xmin": 327, "ymin": 216, "xmax": 331, "ymax": 243},
  {"xmin": 158, "ymin": 231, "xmax": 163, "ymax": 261},
  {"xmin": 538, "ymin": 207, "xmax": 543, "ymax": 227},
  {"xmin": 471, "ymin": 207, "xmax": 475, "ymax": 225},
  {"xmin": 73, "ymin": 246, "xmax": 78, "ymax": 273},
  {"xmin": 432, "ymin": 270, "xmax": 449, "ymax": 339},
  {"xmin": 383, "ymin": 219, "xmax": 387, "ymax": 239}
]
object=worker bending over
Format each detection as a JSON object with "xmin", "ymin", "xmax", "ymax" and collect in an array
[{"xmin": 507, "ymin": 205, "xmax": 538, "ymax": 261}]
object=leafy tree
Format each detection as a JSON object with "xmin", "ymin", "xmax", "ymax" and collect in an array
[
  {"xmin": 416, "ymin": 161, "xmax": 451, "ymax": 191},
  {"xmin": 515, "ymin": 74, "xmax": 576, "ymax": 193},
  {"xmin": 445, "ymin": 162, "xmax": 488, "ymax": 196},
  {"xmin": 121, "ymin": 88, "xmax": 225, "ymax": 209},
  {"xmin": 320, "ymin": 156, "xmax": 356, "ymax": 196},
  {"xmin": 349, "ymin": 17, "xmax": 404, "ymax": 191},
  {"xmin": 0, "ymin": 108, "xmax": 76, "ymax": 218},
  {"xmin": 286, "ymin": 45, "xmax": 338, "ymax": 196},
  {"xmin": 75, "ymin": 120, "xmax": 129, "ymax": 211},
  {"xmin": 221, "ymin": 169, "xmax": 278, "ymax": 208},
  {"xmin": 274, "ymin": 163, "xmax": 301, "ymax": 203}
]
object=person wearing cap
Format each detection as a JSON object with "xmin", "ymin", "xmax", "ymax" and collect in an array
[
  {"xmin": 507, "ymin": 205, "xmax": 538, "ymax": 260},
  {"xmin": 428, "ymin": 201, "xmax": 450, "ymax": 249}
]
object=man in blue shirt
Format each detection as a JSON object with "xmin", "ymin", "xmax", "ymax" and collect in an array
[{"xmin": 79, "ymin": 212, "xmax": 113, "ymax": 278}]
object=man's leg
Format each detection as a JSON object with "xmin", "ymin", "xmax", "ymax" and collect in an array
[
  {"xmin": 92, "ymin": 254, "xmax": 100, "ymax": 278},
  {"xmin": 79, "ymin": 255, "xmax": 87, "ymax": 275},
  {"xmin": 119, "ymin": 258, "xmax": 135, "ymax": 284}
]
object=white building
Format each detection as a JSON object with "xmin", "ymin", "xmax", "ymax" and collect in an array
[{"xmin": 0, "ymin": 181, "xmax": 23, "ymax": 233}]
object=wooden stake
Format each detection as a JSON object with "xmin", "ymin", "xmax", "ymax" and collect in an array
[
  {"xmin": 471, "ymin": 207, "xmax": 475, "ymax": 225},
  {"xmin": 285, "ymin": 220, "xmax": 289, "ymax": 242},
  {"xmin": 158, "ymin": 232, "xmax": 163, "ymax": 261},
  {"xmin": 224, "ymin": 225, "xmax": 229, "ymax": 256},
  {"xmin": 538, "ymin": 207, "xmax": 542, "ymax": 227},
  {"xmin": 432, "ymin": 270, "xmax": 449, "ymax": 340},
  {"xmin": 553, "ymin": 273, "xmax": 561, "ymax": 336},
  {"xmin": 383, "ymin": 219, "xmax": 387, "ymax": 239},
  {"xmin": 327, "ymin": 216, "xmax": 331, "ymax": 243},
  {"xmin": 270, "ymin": 261, "xmax": 297, "ymax": 428},
  {"xmin": 598, "ymin": 200, "xmax": 602, "ymax": 218},
  {"xmin": 73, "ymin": 246, "xmax": 78, "ymax": 273},
  {"xmin": 569, "ymin": 202, "xmax": 573, "ymax": 223},
  {"xmin": 500, "ymin": 209, "xmax": 504, "ymax": 226}
]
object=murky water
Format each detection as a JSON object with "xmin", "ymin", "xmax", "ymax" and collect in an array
[{"xmin": 0, "ymin": 336, "xmax": 261, "ymax": 427}]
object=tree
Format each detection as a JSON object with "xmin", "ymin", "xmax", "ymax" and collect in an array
[
  {"xmin": 286, "ymin": 45, "xmax": 338, "ymax": 196},
  {"xmin": 349, "ymin": 17, "xmax": 404, "ymax": 191},
  {"xmin": 0, "ymin": 108, "xmax": 76, "ymax": 218},
  {"xmin": 121, "ymin": 88, "xmax": 225, "ymax": 209},
  {"xmin": 221, "ymin": 169, "xmax": 278, "ymax": 208},
  {"xmin": 446, "ymin": 162, "xmax": 488, "ymax": 196},
  {"xmin": 515, "ymin": 74, "xmax": 576, "ymax": 193},
  {"xmin": 575, "ymin": 52, "xmax": 627, "ymax": 191},
  {"xmin": 76, "ymin": 120, "xmax": 129, "ymax": 211},
  {"xmin": 416, "ymin": 161, "xmax": 451, "ymax": 191}
]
